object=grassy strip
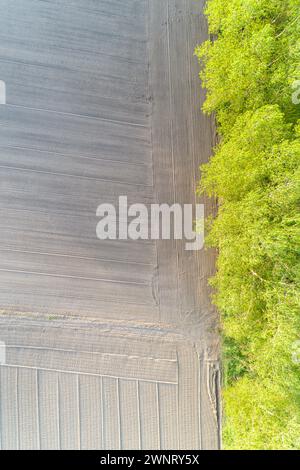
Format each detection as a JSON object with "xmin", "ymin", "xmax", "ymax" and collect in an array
[{"xmin": 195, "ymin": 0, "xmax": 300, "ymax": 449}]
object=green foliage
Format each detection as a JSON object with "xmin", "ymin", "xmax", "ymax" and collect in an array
[
  {"xmin": 195, "ymin": 0, "xmax": 300, "ymax": 133},
  {"xmin": 223, "ymin": 377, "xmax": 300, "ymax": 450},
  {"xmin": 223, "ymin": 336, "xmax": 249, "ymax": 385},
  {"xmin": 195, "ymin": 0, "xmax": 300, "ymax": 449}
]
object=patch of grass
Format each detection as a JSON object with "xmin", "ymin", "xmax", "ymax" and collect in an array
[{"xmin": 195, "ymin": 0, "xmax": 300, "ymax": 449}]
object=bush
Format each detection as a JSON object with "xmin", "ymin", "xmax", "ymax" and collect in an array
[{"xmin": 196, "ymin": 0, "xmax": 300, "ymax": 449}]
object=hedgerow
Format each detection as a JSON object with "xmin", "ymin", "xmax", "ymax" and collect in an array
[{"xmin": 195, "ymin": 0, "xmax": 300, "ymax": 449}]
